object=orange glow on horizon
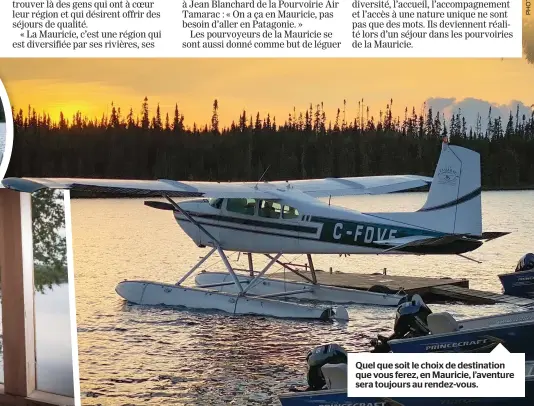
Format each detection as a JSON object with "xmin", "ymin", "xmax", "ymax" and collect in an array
[{"xmin": 0, "ymin": 55, "xmax": 532, "ymax": 127}]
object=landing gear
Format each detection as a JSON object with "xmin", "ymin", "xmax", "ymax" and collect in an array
[{"xmin": 115, "ymin": 194, "xmax": 348, "ymax": 321}]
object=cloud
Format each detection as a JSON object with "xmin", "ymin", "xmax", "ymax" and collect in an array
[{"xmin": 425, "ymin": 97, "xmax": 534, "ymax": 131}]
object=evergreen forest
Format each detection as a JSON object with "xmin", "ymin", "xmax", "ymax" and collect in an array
[{"xmin": 6, "ymin": 98, "xmax": 534, "ymax": 190}]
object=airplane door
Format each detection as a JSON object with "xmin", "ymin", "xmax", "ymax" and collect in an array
[
  {"xmin": 200, "ymin": 198, "xmax": 222, "ymax": 247},
  {"xmin": 219, "ymin": 198, "xmax": 258, "ymax": 251},
  {"xmin": 281, "ymin": 203, "xmax": 301, "ymax": 252}
]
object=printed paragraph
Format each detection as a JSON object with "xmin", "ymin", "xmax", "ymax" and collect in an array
[
  {"xmin": 182, "ymin": 0, "xmax": 341, "ymax": 51},
  {"xmin": 10, "ymin": 1, "xmax": 162, "ymax": 51},
  {"xmin": 1, "ymin": 0, "xmax": 524, "ymax": 56},
  {"xmin": 347, "ymin": 345, "xmax": 526, "ymax": 398},
  {"xmin": 351, "ymin": 1, "xmax": 516, "ymax": 50}
]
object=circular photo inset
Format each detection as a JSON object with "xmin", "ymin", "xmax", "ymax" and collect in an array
[{"xmin": 0, "ymin": 78, "xmax": 14, "ymax": 181}]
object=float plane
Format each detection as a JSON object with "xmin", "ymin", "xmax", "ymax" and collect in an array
[{"xmin": 2, "ymin": 141, "xmax": 508, "ymax": 321}]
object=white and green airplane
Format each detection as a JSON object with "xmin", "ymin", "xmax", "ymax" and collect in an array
[{"xmin": 2, "ymin": 141, "xmax": 507, "ymax": 321}]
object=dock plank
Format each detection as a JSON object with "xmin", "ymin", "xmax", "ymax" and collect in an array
[
  {"xmin": 269, "ymin": 270, "xmax": 468, "ymax": 293},
  {"xmin": 430, "ymin": 285, "xmax": 534, "ymax": 306},
  {"xmin": 268, "ymin": 270, "xmax": 534, "ymax": 306}
]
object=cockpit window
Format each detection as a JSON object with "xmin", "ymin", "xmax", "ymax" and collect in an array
[
  {"xmin": 208, "ymin": 198, "xmax": 223, "ymax": 209},
  {"xmin": 259, "ymin": 200, "xmax": 281, "ymax": 219},
  {"xmin": 282, "ymin": 205, "xmax": 300, "ymax": 219},
  {"xmin": 226, "ymin": 198, "xmax": 256, "ymax": 215}
]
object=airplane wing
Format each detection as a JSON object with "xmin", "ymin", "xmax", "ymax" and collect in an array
[
  {"xmin": 0, "ymin": 178, "xmax": 280, "ymax": 199},
  {"xmin": 1, "ymin": 174, "xmax": 432, "ymax": 199},
  {"xmin": 266, "ymin": 175, "xmax": 433, "ymax": 198}
]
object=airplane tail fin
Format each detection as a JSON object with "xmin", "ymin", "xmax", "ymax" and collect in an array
[
  {"xmin": 365, "ymin": 141, "xmax": 482, "ymax": 236},
  {"xmin": 418, "ymin": 140, "xmax": 482, "ymax": 236}
]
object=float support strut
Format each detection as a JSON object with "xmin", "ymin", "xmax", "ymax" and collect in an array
[
  {"xmin": 307, "ymin": 254, "xmax": 317, "ymax": 284},
  {"xmin": 264, "ymin": 254, "xmax": 316, "ymax": 285},
  {"xmin": 164, "ymin": 194, "xmax": 244, "ymax": 293},
  {"xmin": 242, "ymin": 253, "xmax": 282, "ymax": 295},
  {"xmin": 248, "ymin": 253, "xmax": 254, "ymax": 277},
  {"xmin": 176, "ymin": 246, "xmax": 216, "ymax": 285}
]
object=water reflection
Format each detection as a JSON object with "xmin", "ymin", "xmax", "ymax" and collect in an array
[
  {"xmin": 0, "ymin": 190, "xmax": 74, "ymax": 396},
  {"xmin": 35, "ymin": 283, "xmax": 74, "ymax": 396},
  {"xmin": 32, "ymin": 190, "xmax": 73, "ymax": 397},
  {"xmin": 72, "ymin": 191, "xmax": 534, "ymax": 405}
]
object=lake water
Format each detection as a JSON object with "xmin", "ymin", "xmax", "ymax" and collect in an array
[{"xmin": 71, "ymin": 191, "xmax": 534, "ymax": 405}]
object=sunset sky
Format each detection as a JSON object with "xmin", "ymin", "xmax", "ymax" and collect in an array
[
  {"xmin": 1, "ymin": 7, "xmax": 534, "ymax": 131},
  {"xmin": 0, "ymin": 57, "xmax": 532, "ymax": 129},
  {"xmin": 0, "ymin": 10, "xmax": 532, "ymax": 128}
]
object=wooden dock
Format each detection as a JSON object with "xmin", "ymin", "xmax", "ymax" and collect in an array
[
  {"xmin": 270, "ymin": 270, "xmax": 468, "ymax": 297},
  {"xmin": 269, "ymin": 269, "xmax": 534, "ymax": 306},
  {"xmin": 430, "ymin": 284, "xmax": 534, "ymax": 306}
]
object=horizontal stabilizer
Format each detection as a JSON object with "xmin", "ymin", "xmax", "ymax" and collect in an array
[
  {"xmin": 479, "ymin": 231, "xmax": 510, "ymax": 241},
  {"xmin": 144, "ymin": 201, "xmax": 175, "ymax": 211},
  {"xmin": 375, "ymin": 234, "xmax": 482, "ymax": 254},
  {"xmin": 373, "ymin": 235, "xmax": 434, "ymax": 247}
]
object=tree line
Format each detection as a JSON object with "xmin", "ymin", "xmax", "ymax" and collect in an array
[{"xmin": 5, "ymin": 98, "xmax": 534, "ymax": 189}]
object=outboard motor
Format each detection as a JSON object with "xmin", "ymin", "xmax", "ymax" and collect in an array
[
  {"xmin": 516, "ymin": 253, "xmax": 534, "ymax": 273},
  {"xmin": 306, "ymin": 343, "xmax": 347, "ymax": 391},
  {"xmin": 371, "ymin": 294, "xmax": 432, "ymax": 353}
]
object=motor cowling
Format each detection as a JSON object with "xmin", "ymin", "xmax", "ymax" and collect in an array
[
  {"xmin": 516, "ymin": 253, "xmax": 534, "ymax": 273},
  {"xmin": 393, "ymin": 294, "xmax": 432, "ymax": 337},
  {"xmin": 370, "ymin": 294, "xmax": 432, "ymax": 352},
  {"xmin": 306, "ymin": 343, "xmax": 347, "ymax": 391}
]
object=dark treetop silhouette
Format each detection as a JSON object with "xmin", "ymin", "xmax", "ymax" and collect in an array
[{"xmin": 6, "ymin": 99, "xmax": 534, "ymax": 190}]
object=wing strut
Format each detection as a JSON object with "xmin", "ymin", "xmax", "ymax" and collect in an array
[{"xmin": 163, "ymin": 194, "xmax": 246, "ymax": 293}]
